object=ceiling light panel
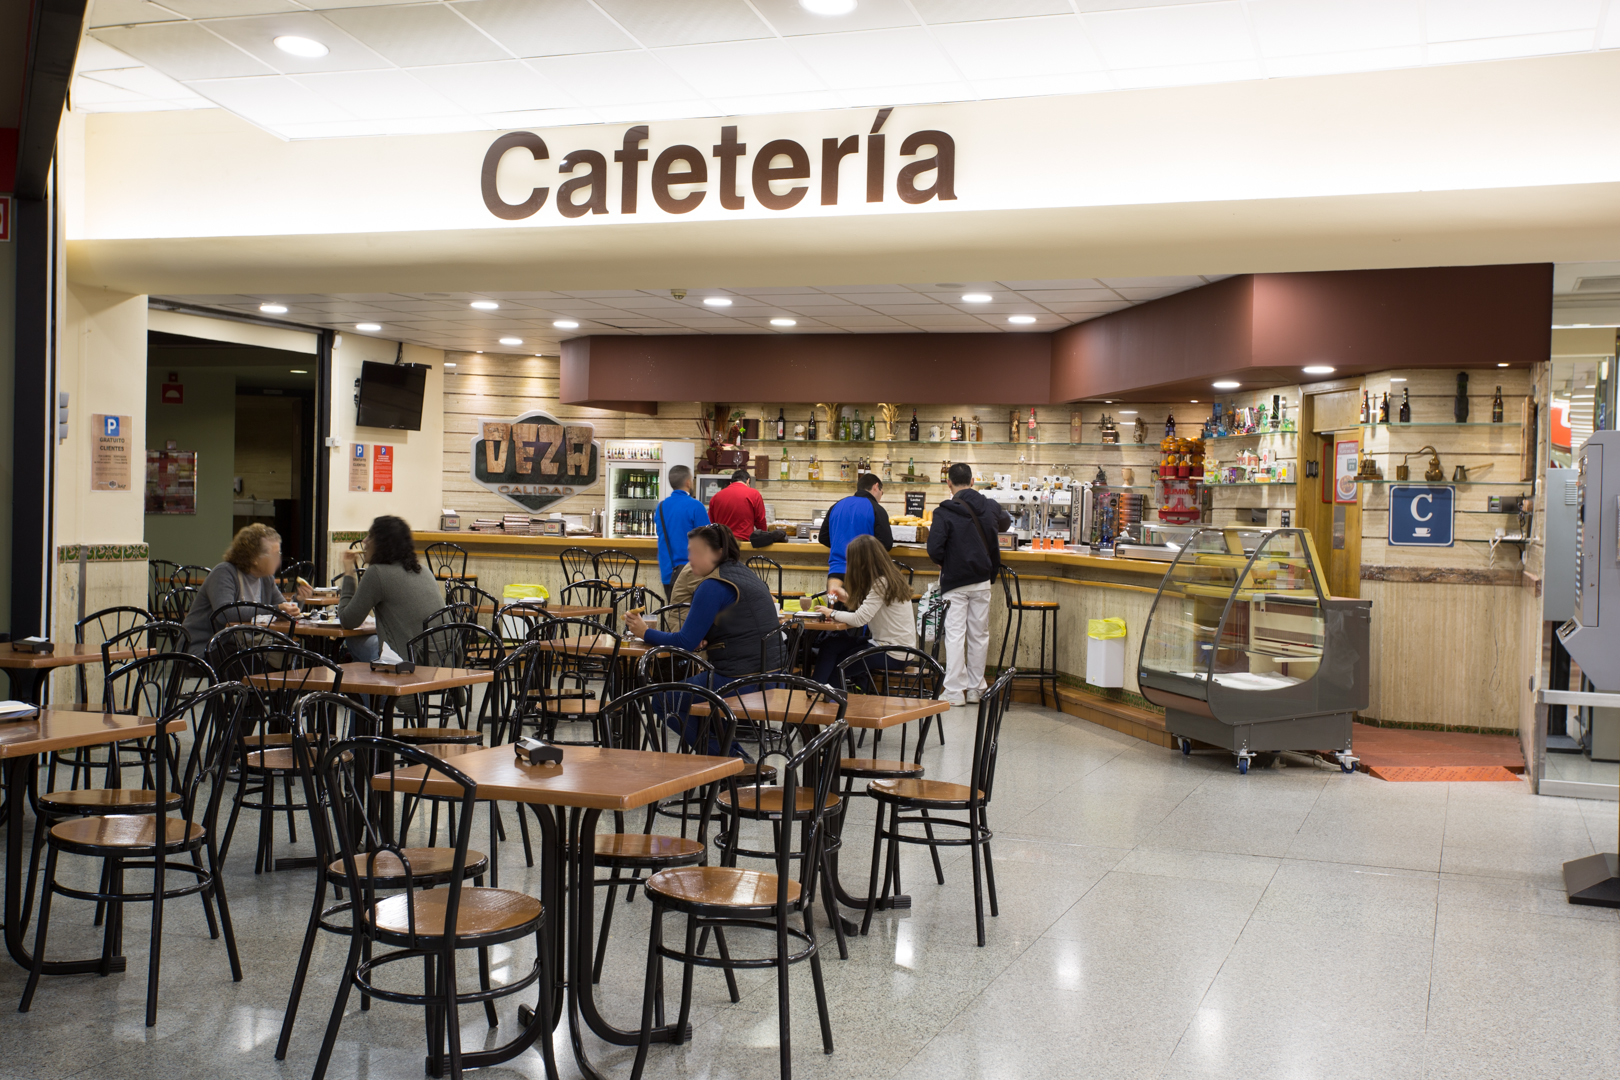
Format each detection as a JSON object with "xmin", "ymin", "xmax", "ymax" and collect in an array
[
  {"xmin": 750, "ymin": 0, "xmax": 919, "ymax": 36},
  {"xmin": 930, "ymin": 16, "xmax": 1104, "ymax": 80},
  {"xmin": 1082, "ymin": 3, "xmax": 1257, "ymax": 70},
  {"xmin": 409, "ymin": 61, "xmax": 578, "ymax": 113},
  {"xmin": 789, "ymin": 27, "xmax": 962, "ymax": 89},
  {"xmin": 450, "ymin": 0, "xmax": 638, "ymax": 56},
  {"xmin": 528, "ymin": 49, "xmax": 700, "ymax": 106},
  {"xmin": 91, "ymin": 23, "xmax": 276, "ymax": 81},
  {"xmin": 595, "ymin": 0, "xmax": 772, "ymax": 47},
  {"xmin": 204, "ymin": 14, "xmax": 390, "ymax": 73},
  {"xmin": 319, "ymin": 5, "xmax": 510, "ymax": 67}
]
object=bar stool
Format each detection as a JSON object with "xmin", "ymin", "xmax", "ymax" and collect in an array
[{"xmin": 994, "ymin": 566, "xmax": 1059, "ymax": 708}]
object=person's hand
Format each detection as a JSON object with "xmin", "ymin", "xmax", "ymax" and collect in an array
[
  {"xmin": 341, "ymin": 550, "xmax": 359, "ymax": 572},
  {"xmin": 625, "ymin": 611, "xmax": 648, "ymax": 638},
  {"xmin": 279, "ymin": 601, "xmax": 301, "ymax": 617},
  {"xmin": 296, "ymin": 581, "xmax": 314, "ymax": 601},
  {"xmin": 827, "ymin": 584, "xmax": 848, "ymax": 604}
]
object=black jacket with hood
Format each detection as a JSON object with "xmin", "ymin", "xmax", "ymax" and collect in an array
[{"xmin": 926, "ymin": 487, "xmax": 1012, "ymax": 593}]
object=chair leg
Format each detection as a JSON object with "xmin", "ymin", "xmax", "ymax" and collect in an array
[
  {"xmin": 476, "ymin": 947, "xmax": 498, "ymax": 1028},
  {"xmin": 276, "ymin": 873, "xmax": 328, "ymax": 1059},
  {"xmin": 192, "ymin": 846, "xmax": 220, "ymax": 939},
  {"xmin": 818, "ymin": 849, "xmax": 848, "ymax": 960},
  {"xmin": 208, "ymin": 840, "xmax": 244, "ymax": 981},
  {"xmin": 102, "ymin": 860, "xmax": 125, "ymax": 976},
  {"xmin": 918, "ymin": 809, "xmax": 946, "ymax": 884},
  {"xmin": 969, "ymin": 818, "xmax": 986, "ymax": 947},
  {"xmin": 20, "ymin": 810, "xmax": 50, "ymax": 931},
  {"xmin": 594, "ymin": 868, "xmax": 623, "ymax": 983},
  {"xmin": 981, "ymin": 808, "xmax": 999, "ymax": 917},
  {"xmin": 443, "ymin": 948, "xmax": 464, "ymax": 1080},
  {"xmin": 776, "ymin": 899, "xmax": 794, "ymax": 1080},
  {"xmin": 708, "ymin": 923, "xmax": 741, "ymax": 1003},
  {"xmin": 255, "ymin": 775, "xmax": 273, "ymax": 875},
  {"xmin": 628, "ymin": 902, "xmax": 664, "ymax": 1080},
  {"xmin": 804, "ymin": 906, "xmax": 834, "ymax": 1054},
  {"xmin": 516, "ymin": 804, "xmax": 534, "ymax": 867},
  {"xmin": 145, "ymin": 840, "xmax": 168, "ymax": 1027},
  {"xmin": 860, "ymin": 801, "xmax": 886, "ymax": 936},
  {"xmin": 283, "ymin": 772, "xmax": 299, "ymax": 842},
  {"xmin": 674, "ymin": 916, "xmax": 699, "ymax": 1042},
  {"xmin": 311, "ymin": 935, "xmax": 362, "ymax": 1080},
  {"xmin": 18, "ymin": 844, "xmax": 60, "ymax": 1012}
]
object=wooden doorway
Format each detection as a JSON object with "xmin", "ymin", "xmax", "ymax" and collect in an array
[{"xmin": 1295, "ymin": 386, "xmax": 1362, "ymax": 599}]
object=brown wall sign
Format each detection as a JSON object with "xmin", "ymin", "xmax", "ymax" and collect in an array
[
  {"xmin": 470, "ymin": 411, "xmax": 601, "ymax": 513},
  {"xmin": 481, "ymin": 109, "xmax": 955, "ymax": 221}
]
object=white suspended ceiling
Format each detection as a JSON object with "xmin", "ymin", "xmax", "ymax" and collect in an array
[{"xmin": 79, "ymin": 0, "xmax": 1620, "ymax": 139}]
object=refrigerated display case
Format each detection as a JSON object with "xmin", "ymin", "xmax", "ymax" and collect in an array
[
  {"xmin": 1137, "ymin": 527, "xmax": 1371, "ymax": 773},
  {"xmin": 604, "ymin": 440, "xmax": 695, "ymax": 539}
]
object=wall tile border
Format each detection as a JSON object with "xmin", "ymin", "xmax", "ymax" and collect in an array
[{"xmin": 57, "ymin": 543, "xmax": 150, "ymax": 563}]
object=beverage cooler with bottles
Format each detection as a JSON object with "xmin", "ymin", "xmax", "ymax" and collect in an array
[{"xmin": 603, "ymin": 440, "xmax": 695, "ymax": 539}]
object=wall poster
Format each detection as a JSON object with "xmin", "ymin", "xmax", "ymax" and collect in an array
[
  {"xmin": 348, "ymin": 443, "xmax": 369, "ymax": 492},
  {"xmin": 145, "ymin": 449, "xmax": 196, "ymax": 514},
  {"xmin": 1333, "ymin": 439, "xmax": 1360, "ymax": 504},
  {"xmin": 91, "ymin": 414, "xmax": 133, "ymax": 491},
  {"xmin": 372, "ymin": 445, "xmax": 394, "ymax": 492}
]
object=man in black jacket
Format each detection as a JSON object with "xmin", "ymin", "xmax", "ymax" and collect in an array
[{"xmin": 926, "ymin": 463, "xmax": 1012, "ymax": 706}]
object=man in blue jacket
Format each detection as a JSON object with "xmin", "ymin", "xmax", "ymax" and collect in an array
[
  {"xmin": 818, "ymin": 472, "xmax": 893, "ymax": 589},
  {"xmin": 655, "ymin": 464, "xmax": 710, "ymax": 595}
]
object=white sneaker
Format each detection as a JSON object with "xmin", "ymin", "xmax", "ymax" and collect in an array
[
  {"xmin": 943, "ymin": 692, "xmax": 967, "ymax": 707},
  {"xmin": 965, "ymin": 689, "xmax": 982, "ymax": 704}
]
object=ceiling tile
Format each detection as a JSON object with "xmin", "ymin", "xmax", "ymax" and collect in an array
[
  {"xmin": 1083, "ymin": 2, "xmax": 1256, "ymax": 68},
  {"xmin": 789, "ymin": 27, "xmax": 960, "ymax": 89},
  {"xmin": 480, "ymin": 106, "xmax": 604, "ymax": 128},
  {"xmin": 914, "ymin": 0, "xmax": 1072, "ymax": 21},
  {"xmin": 1101, "ymin": 275, "xmax": 1210, "ymax": 288},
  {"xmin": 974, "ymin": 72, "xmax": 1117, "ymax": 97},
  {"xmin": 1424, "ymin": 0, "xmax": 1600, "ymax": 42},
  {"xmin": 185, "ymin": 75, "xmax": 353, "ymax": 125},
  {"xmin": 156, "ymin": 0, "xmax": 300, "ymax": 14},
  {"xmin": 825, "ymin": 283, "xmax": 918, "ymax": 294},
  {"xmin": 593, "ymin": 0, "xmax": 771, "ymax": 47},
  {"xmin": 202, "ymin": 13, "xmax": 392, "ymax": 74},
  {"xmin": 1263, "ymin": 45, "xmax": 1427, "ymax": 77},
  {"xmin": 1018, "ymin": 290, "xmax": 1122, "ymax": 302},
  {"xmin": 591, "ymin": 99, "xmax": 717, "ymax": 123},
  {"xmin": 1424, "ymin": 29, "xmax": 1593, "ymax": 64},
  {"xmin": 91, "ymin": 23, "xmax": 277, "ymax": 80},
  {"xmin": 80, "ymin": 64, "xmax": 199, "ymax": 97},
  {"xmin": 71, "ymin": 76, "xmax": 152, "ymax": 107},
  {"xmin": 76, "ymin": 37, "xmax": 144, "ymax": 72},
  {"xmin": 654, "ymin": 39, "xmax": 826, "ymax": 96},
  {"xmin": 1247, "ymin": 0, "xmax": 1422, "ymax": 56},
  {"xmin": 319, "ymin": 5, "xmax": 510, "ymax": 66},
  {"xmin": 529, "ymin": 50, "xmax": 699, "ymax": 106},
  {"xmin": 452, "ymin": 0, "xmax": 638, "ymax": 56},
  {"xmin": 833, "ymin": 80, "xmax": 974, "ymax": 107},
  {"xmin": 749, "ymin": 0, "xmax": 919, "ymax": 37},
  {"xmin": 296, "ymin": 70, "xmax": 464, "ymax": 120},
  {"xmin": 930, "ymin": 15, "xmax": 1103, "ymax": 79},
  {"xmin": 88, "ymin": 0, "xmax": 185, "ymax": 27},
  {"xmin": 410, "ymin": 61, "xmax": 578, "ymax": 113},
  {"xmin": 703, "ymin": 89, "xmax": 847, "ymax": 114}
]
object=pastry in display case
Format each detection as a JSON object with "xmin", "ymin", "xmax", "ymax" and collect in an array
[{"xmin": 1137, "ymin": 528, "xmax": 1371, "ymax": 773}]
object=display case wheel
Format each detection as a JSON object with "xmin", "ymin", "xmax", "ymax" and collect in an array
[
  {"xmin": 1340, "ymin": 758, "xmax": 1355, "ymax": 774},
  {"xmin": 1181, "ymin": 738, "xmax": 1191, "ymax": 756},
  {"xmin": 1237, "ymin": 757, "xmax": 1249, "ymax": 775}
]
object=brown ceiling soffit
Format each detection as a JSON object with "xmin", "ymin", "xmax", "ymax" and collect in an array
[
  {"xmin": 1050, "ymin": 264, "xmax": 1554, "ymax": 402},
  {"xmin": 559, "ymin": 332, "xmax": 1054, "ymax": 406}
]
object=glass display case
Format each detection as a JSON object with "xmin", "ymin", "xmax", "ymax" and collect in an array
[{"xmin": 1137, "ymin": 527, "xmax": 1371, "ymax": 773}]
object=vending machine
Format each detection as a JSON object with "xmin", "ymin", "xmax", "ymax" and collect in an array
[
  {"xmin": 603, "ymin": 440, "xmax": 696, "ymax": 540},
  {"xmin": 1557, "ymin": 431, "xmax": 1620, "ymax": 691}
]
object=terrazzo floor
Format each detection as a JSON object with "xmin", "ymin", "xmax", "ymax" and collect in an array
[{"xmin": 1, "ymin": 702, "xmax": 1617, "ymax": 1080}]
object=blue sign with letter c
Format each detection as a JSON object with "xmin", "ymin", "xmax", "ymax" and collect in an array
[{"xmin": 1389, "ymin": 484, "xmax": 1454, "ymax": 546}]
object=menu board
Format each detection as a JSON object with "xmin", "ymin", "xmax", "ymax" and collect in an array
[
  {"xmin": 145, "ymin": 449, "xmax": 197, "ymax": 514},
  {"xmin": 92, "ymin": 414, "xmax": 132, "ymax": 491}
]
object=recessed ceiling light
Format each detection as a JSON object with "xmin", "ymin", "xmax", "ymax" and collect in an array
[
  {"xmin": 1008, "ymin": 315, "xmax": 1037, "ymax": 324},
  {"xmin": 1119, "ymin": 410, "xmax": 1138, "ymax": 415},
  {"xmin": 962, "ymin": 293, "xmax": 992, "ymax": 303},
  {"xmin": 470, "ymin": 301, "xmax": 499, "ymax": 310},
  {"xmin": 476, "ymin": 350, "xmax": 483, "ymax": 354},
  {"xmin": 499, "ymin": 337, "xmax": 523, "ymax": 346},
  {"xmin": 554, "ymin": 320, "xmax": 579, "ymax": 329},
  {"xmin": 273, "ymin": 35, "xmax": 328, "ymax": 58},
  {"xmin": 1104, "ymin": 400, "xmax": 1113, "ymax": 404},
  {"xmin": 444, "ymin": 363, "xmax": 456, "ymax": 368},
  {"xmin": 355, "ymin": 322, "xmax": 380, "ymax": 332},
  {"xmin": 800, "ymin": 0, "xmax": 856, "ymax": 13},
  {"xmin": 703, "ymin": 297, "xmax": 733, "ymax": 307},
  {"xmin": 770, "ymin": 318, "xmax": 797, "ymax": 327},
  {"xmin": 1302, "ymin": 365, "xmax": 1335, "ymax": 375},
  {"xmin": 289, "ymin": 369, "xmax": 307, "ymax": 374},
  {"xmin": 1390, "ymin": 377, "xmax": 1406, "ymax": 382},
  {"xmin": 1191, "ymin": 399, "xmax": 1199, "ymax": 403},
  {"xmin": 259, "ymin": 303, "xmax": 287, "ymax": 314},
  {"xmin": 1497, "ymin": 363, "xmax": 1510, "ymax": 367},
  {"xmin": 1213, "ymin": 380, "xmax": 1241, "ymax": 390}
]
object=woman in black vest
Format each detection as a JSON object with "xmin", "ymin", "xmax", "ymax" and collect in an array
[{"xmin": 627, "ymin": 523, "xmax": 782, "ymax": 682}]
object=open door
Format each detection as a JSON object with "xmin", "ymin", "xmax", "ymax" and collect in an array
[{"xmin": 1294, "ymin": 387, "xmax": 1361, "ymax": 599}]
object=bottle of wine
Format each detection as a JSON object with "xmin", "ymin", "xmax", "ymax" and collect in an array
[
  {"xmin": 1027, "ymin": 407, "xmax": 1038, "ymax": 443},
  {"xmin": 1360, "ymin": 390, "xmax": 1369, "ymax": 423},
  {"xmin": 882, "ymin": 457, "xmax": 892, "ymax": 482},
  {"xmin": 807, "ymin": 411, "xmax": 817, "ymax": 441},
  {"xmin": 1399, "ymin": 388, "xmax": 1411, "ymax": 423},
  {"xmin": 852, "ymin": 408, "xmax": 862, "ymax": 441},
  {"xmin": 907, "ymin": 456, "xmax": 914, "ymax": 478},
  {"xmin": 1379, "ymin": 393, "xmax": 1389, "ymax": 423},
  {"xmin": 909, "ymin": 410, "xmax": 919, "ymax": 441},
  {"xmin": 776, "ymin": 408, "xmax": 786, "ymax": 440},
  {"xmin": 1271, "ymin": 394, "xmax": 1281, "ymax": 430},
  {"xmin": 1165, "ymin": 411, "xmax": 1176, "ymax": 439},
  {"xmin": 1492, "ymin": 386, "xmax": 1504, "ymax": 423},
  {"xmin": 866, "ymin": 415, "xmax": 876, "ymax": 441},
  {"xmin": 780, "ymin": 447, "xmax": 789, "ymax": 480}
]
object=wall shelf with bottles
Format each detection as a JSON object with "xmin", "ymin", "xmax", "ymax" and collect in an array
[
  {"xmin": 1350, "ymin": 422, "xmax": 1523, "ymax": 431},
  {"xmin": 1204, "ymin": 481, "xmax": 1298, "ymax": 488},
  {"xmin": 1354, "ymin": 478, "xmax": 1527, "ymax": 486},
  {"xmin": 1203, "ymin": 430, "xmax": 1300, "ymax": 441},
  {"xmin": 749, "ymin": 439, "xmax": 1162, "ymax": 448}
]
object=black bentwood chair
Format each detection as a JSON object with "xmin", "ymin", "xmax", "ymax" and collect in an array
[
  {"xmin": 628, "ymin": 718, "xmax": 847, "ymax": 1080},
  {"xmin": 593, "ymin": 548, "xmax": 642, "ymax": 586},
  {"xmin": 559, "ymin": 546, "xmax": 594, "ymax": 584},
  {"xmin": 21, "ymin": 681, "xmax": 250, "ymax": 1026},
  {"xmin": 862, "ymin": 668, "xmax": 1015, "ymax": 947},
  {"xmin": 309, "ymin": 736, "xmax": 556, "ymax": 1080},
  {"xmin": 834, "ymin": 645, "xmax": 946, "ymax": 792},
  {"xmin": 424, "ymin": 541, "xmax": 475, "ymax": 584}
]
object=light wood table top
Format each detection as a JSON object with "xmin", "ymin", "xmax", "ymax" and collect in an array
[
  {"xmin": 0, "ymin": 644, "xmax": 151, "ymax": 670},
  {"xmin": 696, "ymin": 689, "xmax": 948, "ymax": 731},
  {"xmin": 287, "ymin": 620, "xmax": 375, "ymax": 639},
  {"xmin": 477, "ymin": 604, "xmax": 614, "ymax": 618},
  {"xmin": 0, "ymin": 710, "xmax": 174, "ymax": 758},
  {"xmin": 297, "ymin": 594, "xmax": 340, "ymax": 607},
  {"xmin": 246, "ymin": 663, "xmax": 493, "ymax": 697},
  {"xmin": 374, "ymin": 743, "xmax": 743, "ymax": 811},
  {"xmin": 533, "ymin": 633, "xmax": 652, "ymax": 660}
]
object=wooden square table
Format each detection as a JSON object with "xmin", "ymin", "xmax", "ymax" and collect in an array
[
  {"xmin": 475, "ymin": 603, "xmax": 614, "ymax": 618},
  {"xmin": 0, "ymin": 643, "xmax": 153, "ymax": 705},
  {"xmin": 374, "ymin": 744, "xmax": 742, "ymax": 1080},
  {"xmin": 1, "ymin": 710, "xmax": 178, "ymax": 976},
  {"xmin": 531, "ymin": 633, "xmax": 652, "ymax": 662}
]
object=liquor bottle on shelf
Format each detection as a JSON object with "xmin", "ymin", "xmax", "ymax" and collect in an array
[
  {"xmin": 1165, "ymin": 411, "xmax": 1176, "ymax": 439},
  {"xmin": 1009, "ymin": 410, "xmax": 1020, "ymax": 443},
  {"xmin": 776, "ymin": 408, "xmax": 786, "ymax": 440},
  {"xmin": 1360, "ymin": 390, "xmax": 1369, "ymax": 423},
  {"xmin": 971, "ymin": 415, "xmax": 982, "ymax": 441},
  {"xmin": 907, "ymin": 456, "xmax": 915, "ymax": 479},
  {"xmin": 1492, "ymin": 386, "xmax": 1504, "ymax": 423},
  {"xmin": 807, "ymin": 410, "xmax": 818, "ymax": 441},
  {"xmin": 808, "ymin": 455, "xmax": 822, "ymax": 481},
  {"xmin": 1271, "ymin": 394, "xmax": 1281, "ymax": 430},
  {"xmin": 949, "ymin": 417, "xmax": 959, "ymax": 442},
  {"xmin": 852, "ymin": 408, "xmax": 862, "ymax": 440},
  {"xmin": 882, "ymin": 457, "xmax": 892, "ymax": 482},
  {"xmin": 909, "ymin": 410, "xmax": 919, "ymax": 441},
  {"xmin": 866, "ymin": 415, "xmax": 876, "ymax": 441},
  {"xmin": 780, "ymin": 447, "xmax": 790, "ymax": 480},
  {"xmin": 1399, "ymin": 388, "xmax": 1411, "ymax": 423},
  {"xmin": 838, "ymin": 412, "xmax": 849, "ymax": 441},
  {"xmin": 1027, "ymin": 407, "xmax": 1038, "ymax": 443},
  {"xmin": 1379, "ymin": 393, "xmax": 1390, "ymax": 424}
]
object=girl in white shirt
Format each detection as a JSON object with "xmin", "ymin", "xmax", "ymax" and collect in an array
[{"xmin": 814, "ymin": 534, "xmax": 917, "ymax": 685}]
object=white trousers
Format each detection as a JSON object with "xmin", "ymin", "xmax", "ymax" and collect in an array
[{"xmin": 942, "ymin": 585, "xmax": 992, "ymax": 695}]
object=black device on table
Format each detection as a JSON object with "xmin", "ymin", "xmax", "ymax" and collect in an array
[{"xmin": 514, "ymin": 736, "xmax": 563, "ymax": 766}]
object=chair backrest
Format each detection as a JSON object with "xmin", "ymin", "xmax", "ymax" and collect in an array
[
  {"xmin": 161, "ymin": 585, "xmax": 198, "ymax": 622},
  {"xmin": 635, "ymin": 645, "xmax": 714, "ymax": 685},
  {"xmin": 602, "ymin": 681, "xmax": 739, "ymax": 841},
  {"xmin": 211, "ymin": 600, "xmax": 295, "ymax": 634},
  {"xmin": 495, "ymin": 602, "xmax": 554, "ymax": 644},
  {"xmin": 346, "ymin": 539, "xmax": 367, "ymax": 571},
  {"xmin": 424, "ymin": 541, "xmax": 469, "ymax": 581},
  {"xmin": 593, "ymin": 548, "xmax": 640, "ymax": 586},
  {"xmin": 149, "ymin": 559, "xmax": 178, "ymax": 609},
  {"xmin": 203, "ymin": 624, "xmax": 296, "ymax": 672},
  {"xmin": 169, "ymin": 681, "xmax": 254, "ymax": 828},
  {"xmin": 74, "ymin": 609, "xmax": 157, "ymax": 703},
  {"xmin": 967, "ymin": 668, "xmax": 1016, "ymax": 807},
  {"xmin": 916, "ymin": 591, "xmax": 949, "ymax": 661},
  {"xmin": 101, "ymin": 652, "xmax": 216, "ymax": 720},
  {"xmin": 217, "ymin": 644, "xmax": 342, "ymax": 738},
  {"xmin": 406, "ymin": 621, "xmax": 483, "ymax": 669},
  {"xmin": 91, "ymin": 623, "xmax": 189, "ymax": 707},
  {"xmin": 996, "ymin": 564, "xmax": 1024, "ymax": 607},
  {"xmin": 475, "ymin": 641, "xmax": 542, "ymax": 745},
  {"xmin": 715, "ymin": 673, "xmax": 845, "ymax": 797},
  {"xmin": 287, "ymin": 691, "xmax": 382, "ymax": 872},
  {"xmin": 173, "ymin": 564, "xmax": 212, "ymax": 587},
  {"xmin": 423, "ymin": 602, "xmax": 473, "ymax": 631},
  {"xmin": 745, "ymin": 555, "xmax": 784, "ymax": 597},
  {"xmin": 532, "ymin": 617, "xmax": 621, "ymax": 744},
  {"xmin": 834, "ymin": 644, "xmax": 945, "ymax": 700},
  {"xmin": 322, "ymin": 735, "xmax": 479, "ymax": 950},
  {"xmin": 649, "ymin": 602, "xmax": 689, "ymax": 633},
  {"xmin": 899, "ymin": 563, "xmax": 915, "ymax": 588},
  {"xmin": 745, "ymin": 622, "xmax": 799, "ymax": 679},
  {"xmin": 559, "ymin": 578, "xmax": 617, "ymax": 614},
  {"xmin": 445, "ymin": 578, "xmax": 499, "ymax": 619},
  {"xmin": 277, "ymin": 560, "xmax": 315, "ymax": 595},
  {"xmin": 559, "ymin": 546, "xmax": 594, "ymax": 583}
]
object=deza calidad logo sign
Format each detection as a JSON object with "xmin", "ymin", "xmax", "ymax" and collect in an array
[{"xmin": 480, "ymin": 108, "xmax": 955, "ymax": 220}]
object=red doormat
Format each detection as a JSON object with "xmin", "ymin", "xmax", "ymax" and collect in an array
[{"xmin": 1366, "ymin": 765, "xmax": 1522, "ymax": 783}]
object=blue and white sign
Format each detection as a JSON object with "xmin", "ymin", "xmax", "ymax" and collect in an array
[
  {"xmin": 1388, "ymin": 485, "xmax": 1455, "ymax": 547},
  {"xmin": 103, "ymin": 415, "xmax": 120, "ymax": 437}
]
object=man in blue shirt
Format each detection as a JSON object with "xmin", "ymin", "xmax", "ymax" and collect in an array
[
  {"xmin": 817, "ymin": 472, "xmax": 894, "ymax": 588},
  {"xmin": 655, "ymin": 464, "xmax": 710, "ymax": 594}
]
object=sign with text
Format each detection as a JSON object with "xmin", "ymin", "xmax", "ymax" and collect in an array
[
  {"xmin": 1388, "ymin": 485, "xmax": 1455, "ymax": 547},
  {"xmin": 91, "ymin": 414, "xmax": 132, "ymax": 491},
  {"xmin": 348, "ymin": 443, "xmax": 369, "ymax": 492},
  {"xmin": 372, "ymin": 445, "xmax": 393, "ymax": 493},
  {"xmin": 1333, "ymin": 439, "xmax": 1360, "ymax": 504},
  {"xmin": 470, "ymin": 412, "xmax": 600, "ymax": 512}
]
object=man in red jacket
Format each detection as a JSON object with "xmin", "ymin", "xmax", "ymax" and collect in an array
[{"xmin": 707, "ymin": 468, "xmax": 766, "ymax": 542}]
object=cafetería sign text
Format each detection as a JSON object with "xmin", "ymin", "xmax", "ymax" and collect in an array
[
  {"xmin": 481, "ymin": 108, "xmax": 955, "ymax": 221},
  {"xmin": 471, "ymin": 411, "xmax": 600, "ymax": 513}
]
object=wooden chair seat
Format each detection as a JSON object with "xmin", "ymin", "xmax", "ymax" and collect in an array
[
  {"xmin": 39, "ymin": 787, "xmax": 182, "ymax": 813},
  {"xmin": 241, "ymin": 732, "xmax": 295, "ymax": 747},
  {"xmin": 1010, "ymin": 600, "xmax": 1059, "ymax": 610},
  {"xmin": 370, "ymin": 887, "xmax": 539, "ymax": 939},
  {"xmin": 867, "ymin": 777, "xmax": 983, "ymax": 806},
  {"xmin": 536, "ymin": 698, "xmax": 600, "ymax": 716},
  {"xmin": 594, "ymin": 833, "xmax": 705, "ymax": 865},
  {"xmin": 246, "ymin": 747, "xmax": 351, "ymax": 771},
  {"xmin": 419, "ymin": 741, "xmax": 486, "ymax": 760},
  {"xmin": 646, "ymin": 865, "xmax": 800, "ymax": 911},
  {"xmin": 326, "ymin": 847, "xmax": 489, "ymax": 882},
  {"xmin": 435, "ymin": 572, "xmax": 478, "ymax": 583},
  {"xmin": 393, "ymin": 727, "xmax": 484, "ymax": 745},
  {"xmin": 839, "ymin": 757, "xmax": 924, "ymax": 779},
  {"xmin": 50, "ymin": 814, "xmax": 202, "ymax": 851},
  {"xmin": 718, "ymin": 786, "xmax": 840, "ymax": 815}
]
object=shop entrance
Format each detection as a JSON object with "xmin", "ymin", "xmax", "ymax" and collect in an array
[{"xmin": 1295, "ymin": 386, "xmax": 1362, "ymax": 599}]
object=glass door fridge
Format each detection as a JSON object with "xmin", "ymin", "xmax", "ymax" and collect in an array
[{"xmin": 603, "ymin": 440, "xmax": 695, "ymax": 539}]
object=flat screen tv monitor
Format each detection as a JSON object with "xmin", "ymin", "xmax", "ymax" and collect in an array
[{"xmin": 356, "ymin": 361, "xmax": 428, "ymax": 430}]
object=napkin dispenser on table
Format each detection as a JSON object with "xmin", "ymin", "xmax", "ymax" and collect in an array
[
  {"xmin": 369, "ymin": 661, "xmax": 416, "ymax": 674},
  {"xmin": 13, "ymin": 637, "xmax": 54, "ymax": 655},
  {"xmin": 514, "ymin": 736, "xmax": 563, "ymax": 766}
]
